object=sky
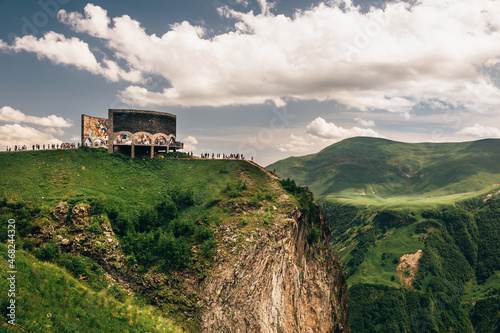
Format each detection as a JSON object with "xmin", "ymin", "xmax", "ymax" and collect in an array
[{"xmin": 1, "ymin": 0, "xmax": 500, "ymax": 166}]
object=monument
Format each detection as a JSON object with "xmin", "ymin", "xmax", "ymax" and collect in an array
[{"xmin": 82, "ymin": 109, "xmax": 183, "ymax": 158}]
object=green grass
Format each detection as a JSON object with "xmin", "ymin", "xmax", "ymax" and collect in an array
[
  {"xmin": 0, "ymin": 243, "xmax": 183, "ymax": 332},
  {"xmin": 345, "ymin": 223, "xmax": 424, "ymax": 287},
  {"xmin": 324, "ymin": 184, "xmax": 500, "ymax": 210},
  {"xmin": 0, "ymin": 147, "xmax": 252, "ymax": 208},
  {"xmin": 465, "ymin": 270, "xmax": 500, "ymax": 303}
]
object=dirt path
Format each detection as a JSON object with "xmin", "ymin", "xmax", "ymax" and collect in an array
[{"xmin": 245, "ymin": 160, "xmax": 281, "ymax": 180}]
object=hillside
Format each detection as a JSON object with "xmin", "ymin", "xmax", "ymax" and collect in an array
[
  {"xmin": 0, "ymin": 243, "xmax": 182, "ymax": 332},
  {"xmin": 268, "ymin": 137, "xmax": 500, "ymax": 207},
  {"xmin": 268, "ymin": 137, "xmax": 500, "ymax": 332},
  {"xmin": 0, "ymin": 147, "xmax": 349, "ymax": 332}
]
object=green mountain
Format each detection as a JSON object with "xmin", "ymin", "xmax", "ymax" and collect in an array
[
  {"xmin": 0, "ymin": 147, "xmax": 349, "ymax": 332},
  {"xmin": 268, "ymin": 137, "xmax": 500, "ymax": 333},
  {"xmin": 268, "ymin": 137, "xmax": 500, "ymax": 207}
]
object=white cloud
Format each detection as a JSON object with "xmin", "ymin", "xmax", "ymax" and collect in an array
[
  {"xmin": 61, "ymin": 1, "xmax": 500, "ymax": 111},
  {"xmin": 0, "ymin": 31, "xmax": 142, "ymax": 83},
  {"xmin": 183, "ymin": 136, "xmax": 198, "ymax": 145},
  {"xmin": 277, "ymin": 134, "xmax": 317, "ymax": 153},
  {"xmin": 0, "ymin": 124, "xmax": 63, "ymax": 148},
  {"xmin": 256, "ymin": 0, "xmax": 275, "ymax": 15},
  {"xmin": 277, "ymin": 116, "xmax": 381, "ymax": 153},
  {"xmin": 45, "ymin": 128, "xmax": 65, "ymax": 136},
  {"xmin": 182, "ymin": 135, "xmax": 198, "ymax": 152},
  {"xmin": 354, "ymin": 118, "xmax": 375, "ymax": 127},
  {"xmin": 4, "ymin": 1, "xmax": 500, "ymax": 113},
  {"xmin": 235, "ymin": 0, "xmax": 250, "ymax": 8},
  {"xmin": 0, "ymin": 106, "xmax": 72, "ymax": 127},
  {"xmin": 458, "ymin": 124, "xmax": 500, "ymax": 138},
  {"xmin": 306, "ymin": 117, "xmax": 380, "ymax": 139}
]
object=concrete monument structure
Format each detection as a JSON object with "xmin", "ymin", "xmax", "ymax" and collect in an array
[{"xmin": 82, "ymin": 109, "xmax": 183, "ymax": 158}]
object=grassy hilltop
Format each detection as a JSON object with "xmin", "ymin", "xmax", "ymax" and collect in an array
[
  {"xmin": 0, "ymin": 147, "xmax": 306, "ymax": 331},
  {"xmin": 268, "ymin": 137, "xmax": 500, "ymax": 333}
]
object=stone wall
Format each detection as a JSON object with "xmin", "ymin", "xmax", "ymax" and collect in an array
[
  {"xmin": 109, "ymin": 109, "xmax": 176, "ymax": 136},
  {"xmin": 107, "ymin": 109, "xmax": 178, "ymax": 156}
]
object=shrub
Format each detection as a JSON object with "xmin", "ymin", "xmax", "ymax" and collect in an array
[
  {"xmin": 201, "ymin": 238, "xmax": 217, "ymax": 259},
  {"xmin": 240, "ymin": 217, "xmax": 249, "ymax": 226},
  {"xmin": 195, "ymin": 226, "xmax": 214, "ymax": 243},
  {"xmin": 60, "ymin": 253, "xmax": 88, "ymax": 277},
  {"xmin": 34, "ymin": 240, "xmax": 61, "ymax": 261},
  {"xmin": 222, "ymin": 180, "xmax": 248, "ymax": 198},
  {"xmin": 158, "ymin": 232, "xmax": 190, "ymax": 271},
  {"xmin": 307, "ymin": 226, "xmax": 321, "ymax": 245},
  {"xmin": 157, "ymin": 195, "xmax": 178, "ymax": 223},
  {"xmin": 107, "ymin": 284, "xmax": 127, "ymax": 303},
  {"xmin": 279, "ymin": 178, "xmax": 302, "ymax": 195},
  {"xmin": 171, "ymin": 188, "xmax": 195, "ymax": 207},
  {"xmin": 86, "ymin": 220, "xmax": 103, "ymax": 234}
]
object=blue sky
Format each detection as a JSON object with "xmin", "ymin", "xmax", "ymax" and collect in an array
[{"xmin": 1, "ymin": 0, "xmax": 500, "ymax": 165}]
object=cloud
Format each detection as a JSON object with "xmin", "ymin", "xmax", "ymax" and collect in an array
[
  {"xmin": 4, "ymin": 1, "xmax": 500, "ymax": 113},
  {"xmin": 0, "ymin": 31, "xmax": 142, "ymax": 83},
  {"xmin": 277, "ymin": 134, "xmax": 317, "ymax": 153},
  {"xmin": 277, "ymin": 116, "xmax": 381, "ymax": 153},
  {"xmin": 182, "ymin": 135, "xmax": 198, "ymax": 152},
  {"xmin": 354, "ymin": 118, "xmax": 375, "ymax": 127},
  {"xmin": 235, "ymin": 0, "xmax": 250, "ymax": 8},
  {"xmin": 457, "ymin": 124, "xmax": 500, "ymax": 138},
  {"xmin": 62, "ymin": 1, "xmax": 500, "ymax": 111},
  {"xmin": 0, "ymin": 106, "xmax": 72, "ymax": 127},
  {"xmin": 45, "ymin": 128, "xmax": 65, "ymax": 136},
  {"xmin": 306, "ymin": 117, "xmax": 380, "ymax": 139},
  {"xmin": 0, "ymin": 124, "xmax": 63, "ymax": 148}
]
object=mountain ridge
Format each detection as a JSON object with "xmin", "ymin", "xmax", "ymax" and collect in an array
[{"xmin": 268, "ymin": 137, "xmax": 500, "ymax": 207}]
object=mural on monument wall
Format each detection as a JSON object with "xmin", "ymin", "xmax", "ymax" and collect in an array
[
  {"xmin": 83, "ymin": 115, "xmax": 108, "ymax": 141},
  {"xmin": 155, "ymin": 136, "xmax": 168, "ymax": 145},
  {"xmin": 114, "ymin": 134, "xmax": 131, "ymax": 145},
  {"xmin": 135, "ymin": 134, "xmax": 152, "ymax": 145}
]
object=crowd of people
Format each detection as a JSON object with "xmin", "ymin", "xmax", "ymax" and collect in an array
[
  {"xmin": 5, "ymin": 142, "xmax": 80, "ymax": 152},
  {"xmin": 199, "ymin": 152, "xmax": 252, "ymax": 161},
  {"xmin": 4, "ymin": 144, "xmax": 254, "ymax": 163}
]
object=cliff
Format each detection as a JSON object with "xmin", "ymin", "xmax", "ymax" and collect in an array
[
  {"xmin": 29, "ymin": 195, "xmax": 350, "ymax": 332},
  {"xmin": 202, "ymin": 205, "xmax": 349, "ymax": 332}
]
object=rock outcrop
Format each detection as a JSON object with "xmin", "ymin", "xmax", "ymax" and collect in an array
[{"xmin": 202, "ymin": 206, "xmax": 349, "ymax": 333}]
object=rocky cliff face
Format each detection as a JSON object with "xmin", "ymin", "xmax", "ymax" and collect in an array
[
  {"xmin": 33, "ymin": 186, "xmax": 349, "ymax": 332},
  {"xmin": 202, "ymin": 205, "xmax": 349, "ymax": 333}
]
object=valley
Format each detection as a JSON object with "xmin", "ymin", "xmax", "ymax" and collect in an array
[{"xmin": 268, "ymin": 137, "xmax": 500, "ymax": 332}]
